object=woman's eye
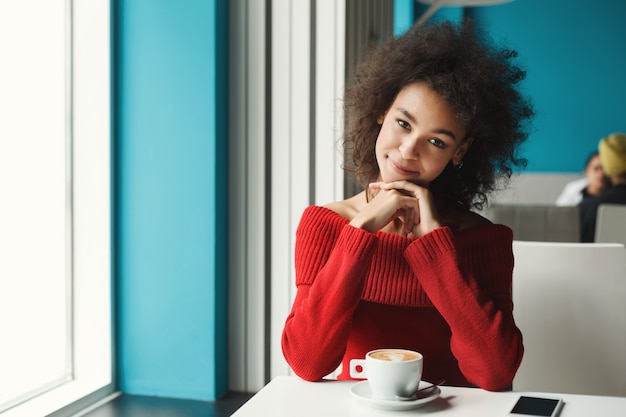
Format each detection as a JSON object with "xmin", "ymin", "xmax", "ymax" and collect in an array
[
  {"xmin": 397, "ymin": 119, "xmax": 410, "ymax": 130},
  {"xmin": 428, "ymin": 137, "xmax": 446, "ymax": 149}
]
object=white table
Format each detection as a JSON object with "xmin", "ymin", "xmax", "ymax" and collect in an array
[{"xmin": 232, "ymin": 376, "xmax": 626, "ymax": 417}]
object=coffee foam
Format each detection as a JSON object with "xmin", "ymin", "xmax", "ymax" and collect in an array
[{"xmin": 370, "ymin": 349, "xmax": 420, "ymax": 362}]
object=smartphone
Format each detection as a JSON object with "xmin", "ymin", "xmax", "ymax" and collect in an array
[{"xmin": 509, "ymin": 395, "xmax": 564, "ymax": 417}]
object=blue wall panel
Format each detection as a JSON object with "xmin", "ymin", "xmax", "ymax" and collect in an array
[
  {"xmin": 470, "ymin": 0, "xmax": 626, "ymax": 172},
  {"xmin": 115, "ymin": 0, "xmax": 228, "ymax": 401}
]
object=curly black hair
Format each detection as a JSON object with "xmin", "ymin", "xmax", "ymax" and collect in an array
[{"xmin": 343, "ymin": 19, "xmax": 534, "ymax": 210}]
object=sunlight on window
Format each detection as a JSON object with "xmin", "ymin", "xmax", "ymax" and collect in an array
[{"xmin": 0, "ymin": 0, "xmax": 70, "ymax": 411}]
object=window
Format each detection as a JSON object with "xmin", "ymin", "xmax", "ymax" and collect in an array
[
  {"xmin": 0, "ymin": 0, "xmax": 68, "ymax": 410},
  {"xmin": 0, "ymin": 1, "xmax": 113, "ymax": 416}
]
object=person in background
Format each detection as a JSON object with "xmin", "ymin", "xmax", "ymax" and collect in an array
[
  {"xmin": 281, "ymin": 20, "xmax": 533, "ymax": 391},
  {"xmin": 555, "ymin": 151, "xmax": 609, "ymax": 206},
  {"xmin": 579, "ymin": 133, "xmax": 626, "ymax": 242}
]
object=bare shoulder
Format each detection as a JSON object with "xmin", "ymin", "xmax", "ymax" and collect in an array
[{"xmin": 324, "ymin": 192, "xmax": 366, "ymax": 221}]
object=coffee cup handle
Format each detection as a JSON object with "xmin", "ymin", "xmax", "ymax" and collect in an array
[{"xmin": 349, "ymin": 359, "xmax": 367, "ymax": 379}]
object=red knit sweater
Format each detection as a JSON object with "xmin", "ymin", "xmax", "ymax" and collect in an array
[{"xmin": 281, "ymin": 206, "xmax": 523, "ymax": 391}]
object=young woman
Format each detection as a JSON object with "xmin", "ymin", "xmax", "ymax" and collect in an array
[{"xmin": 281, "ymin": 20, "xmax": 534, "ymax": 392}]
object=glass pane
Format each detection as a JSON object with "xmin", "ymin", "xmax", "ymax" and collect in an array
[{"xmin": 0, "ymin": 0, "xmax": 70, "ymax": 411}]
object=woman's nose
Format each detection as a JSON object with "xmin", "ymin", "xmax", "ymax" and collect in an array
[{"xmin": 399, "ymin": 136, "xmax": 420, "ymax": 159}]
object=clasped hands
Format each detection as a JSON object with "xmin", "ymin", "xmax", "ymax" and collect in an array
[{"xmin": 350, "ymin": 180, "xmax": 442, "ymax": 238}]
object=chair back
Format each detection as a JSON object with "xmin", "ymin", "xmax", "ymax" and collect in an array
[
  {"xmin": 512, "ymin": 240, "xmax": 626, "ymax": 396},
  {"xmin": 483, "ymin": 205, "xmax": 579, "ymax": 242},
  {"xmin": 594, "ymin": 204, "xmax": 626, "ymax": 245}
]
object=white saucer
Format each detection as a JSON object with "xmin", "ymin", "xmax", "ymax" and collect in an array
[{"xmin": 350, "ymin": 380, "xmax": 441, "ymax": 411}]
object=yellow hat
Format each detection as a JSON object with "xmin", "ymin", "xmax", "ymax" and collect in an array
[{"xmin": 599, "ymin": 132, "xmax": 626, "ymax": 176}]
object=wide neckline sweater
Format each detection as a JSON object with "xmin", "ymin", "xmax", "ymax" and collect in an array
[{"xmin": 281, "ymin": 205, "xmax": 523, "ymax": 391}]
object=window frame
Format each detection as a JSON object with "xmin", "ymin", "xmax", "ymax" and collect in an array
[{"xmin": 1, "ymin": 1, "xmax": 115, "ymax": 416}]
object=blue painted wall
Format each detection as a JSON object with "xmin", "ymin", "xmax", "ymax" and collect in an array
[
  {"xmin": 395, "ymin": 0, "xmax": 626, "ymax": 173},
  {"xmin": 114, "ymin": 0, "xmax": 228, "ymax": 401},
  {"xmin": 394, "ymin": 0, "xmax": 414, "ymax": 35}
]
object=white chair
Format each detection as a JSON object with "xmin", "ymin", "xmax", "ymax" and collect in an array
[
  {"xmin": 512, "ymin": 240, "xmax": 626, "ymax": 396},
  {"xmin": 595, "ymin": 204, "xmax": 626, "ymax": 245}
]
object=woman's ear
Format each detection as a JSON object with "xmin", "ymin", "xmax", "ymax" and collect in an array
[
  {"xmin": 453, "ymin": 136, "xmax": 474, "ymax": 165},
  {"xmin": 377, "ymin": 112, "xmax": 387, "ymax": 125}
]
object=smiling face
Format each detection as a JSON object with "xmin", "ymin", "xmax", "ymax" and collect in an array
[{"xmin": 375, "ymin": 82, "xmax": 471, "ymax": 186}]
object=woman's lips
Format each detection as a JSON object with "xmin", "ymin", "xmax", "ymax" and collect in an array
[{"xmin": 390, "ymin": 159, "xmax": 419, "ymax": 176}]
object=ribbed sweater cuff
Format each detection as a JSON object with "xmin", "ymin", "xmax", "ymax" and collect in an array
[
  {"xmin": 337, "ymin": 224, "xmax": 378, "ymax": 258},
  {"xmin": 405, "ymin": 227, "xmax": 456, "ymax": 265}
]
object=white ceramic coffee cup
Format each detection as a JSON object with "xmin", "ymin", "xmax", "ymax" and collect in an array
[{"xmin": 349, "ymin": 348, "xmax": 423, "ymax": 400}]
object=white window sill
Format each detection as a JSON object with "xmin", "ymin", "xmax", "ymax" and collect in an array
[{"xmin": 1, "ymin": 379, "xmax": 116, "ymax": 417}]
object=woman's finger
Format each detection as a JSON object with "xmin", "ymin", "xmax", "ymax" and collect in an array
[
  {"xmin": 378, "ymin": 180, "xmax": 424, "ymax": 196},
  {"xmin": 368, "ymin": 182, "xmax": 386, "ymax": 189}
]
